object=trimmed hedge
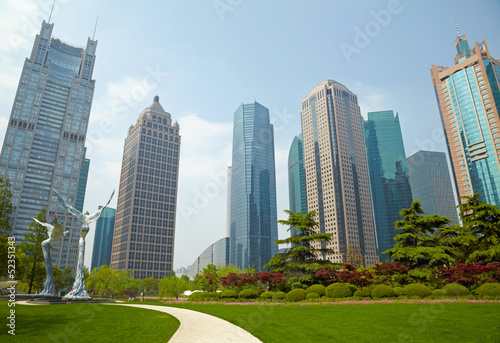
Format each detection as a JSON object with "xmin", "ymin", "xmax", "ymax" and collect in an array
[
  {"xmin": 306, "ymin": 284, "xmax": 326, "ymax": 296},
  {"xmin": 353, "ymin": 289, "xmax": 371, "ymax": 298},
  {"xmin": 475, "ymin": 283, "xmax": 500, "ymax": 297},
  {"xmin": 221, "ymin": 290, "xmax": 238, "ymax": 299},
  {"xmin": 394, "ymin": 287, "xmax": 404, "ymax": 297},
  {"xmin": 286, "ymin": 289, "xmax": 307, "ymax": 302},
  {"xmin": 325, "ymin": 283, "xmax": 352, "ymax": 298},
  {"xmin": 345, "ymin": 283, "xmax": 359, "ymax": 294},
  {"xmin": 432, "ymin": 289, "xmax": 447, "ymax": 297},
  {"xmin": 273, "ymin": 291, "xmax": 286, "ymax": 300},
  {"xmin": 188, "ymin": 292, "xmax": 219, "ymax": 301},
  {"xmin": 260, "ymin": 291, "xmax": 274, "ymax": 299},
  {"xmin": 291, "ymin": 282, "xmax": 307, "ymax": 290},
  {"xmin": 404, "ymin": 284, "xmax": 432, "ymax": 298},
  {"xmin": 371, "ymin": 285, "xmax": 395, "ymax": 298},
  {"xmin": 306, "ymin": 292, "xmax": 320, "ymax": 299},
  {"xmin": 239, "ymin": 289, "xmax": 259, "ymax": 299},
  {"xmin": 443, "ymin": 283, "xmax": 470, "ymax": 296}
]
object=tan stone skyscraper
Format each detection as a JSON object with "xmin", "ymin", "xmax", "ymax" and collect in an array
[
  {"xmin": 111, "ymin": 96, "xmax": 180, "ymax": 279},
  {"xmin": 301, "ymin": 80, "xmax": 378, "ymax": 266}
]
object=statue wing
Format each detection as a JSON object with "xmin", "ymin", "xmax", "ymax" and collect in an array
[
  {"xmin": 88, "ymin": 190, "xmax": 115, "ymax": 222},
  {"xmin": 33, "ymin": 218, "xmax": 53, "ymax": 236},
  {"xmin": 53, "ymin": 189, "xmax": 84, "ymax": 222}
]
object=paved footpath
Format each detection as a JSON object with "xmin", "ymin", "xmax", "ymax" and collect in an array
[{"xmin": 114, "ymin": 304, "xmax": 263, "ymax": 343}]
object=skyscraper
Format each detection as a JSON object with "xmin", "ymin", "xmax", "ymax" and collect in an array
[
  {"xmin": 187, "ymin": 237, "xmax": 229, "ymax": 279},
  {"xmin": 0, "ymin": 21, "xmax": 97, "ymax": 270},
  {"xmin": 75, "ymin": 147, "xmax": 90, "ymax": 212},
  {"xmin": 430, "ymin": 31, "xmax": 500, "ymax": 207},
  {"xmin": 90, "ymin": 206, "xmax": 116, "ymax": 271},
  {"xmin": 288, "ymin": 134, "xmax": 307, "ymax": 214},
  {"xmin": 110, "ymin": 96, "xmax": 180, "ymax": 279},
  {"xmin": 363, "ymin": 110, "xmax": 413, "ymax": 261},
  {"xmin": 301, "ymin": 80, "xmax": 379, "ymax": 266},
  {"xmin": 229, "ymin": 102, "xmax": 278, "ymax": 271},
  {"xmin": 407, "ymin": 150, "xmax": 459, "ymax": 223}
]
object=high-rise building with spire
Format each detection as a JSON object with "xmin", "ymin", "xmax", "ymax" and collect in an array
[
  {"xmin": 430, "ymin": 29, "xmax": 500, "ymax": 207},
  {"xmin": 288, "ymin": 134, "xmax": 307, "ymax": 214},
  {"xmin": 110, "ymin": 96, "xmax": 180, "ymax": 279},
  {"xmin": 0, "ymin": 21, "xmax": 97, "ymax": 270}
]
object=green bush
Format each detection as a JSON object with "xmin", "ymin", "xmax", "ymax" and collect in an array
[
  {"xmin": 221, "ymin": 290, "xmax": 238, "ymax": 299},
  {"xmin": 291, "ymin": 282, "xmax": 306, "ymax": 290},
  {"xmin": 432, "ymin": 289, "xmax": 447, "ymax": 297},
  {"xmin": 371, "ymin": 285, "xmax": 395, "ymax": 298},
  {"xmin": 188, "ymin": 292, "xmax": 218, "ymax": 301},
  {"xmin": 394, "ymin": 287, "xmax": 404, "ymax": 297},
  {"xmin": 443, "ymin": 283, "xmax": 470, "ymax": 296},
  {"xmin": 404, "ymin": 284, "xmax": 432, "ymax": 298},
  {"xmin": 325, "ymin": 283, "xmax": 352, "ymax": 298},
  {"xmin": 273, "ymin": 291, "xmax": 286, "ymax": 300},
  {"xmin": 353, "ymin": 289, "xmax": 371, "ymax": 298},
  {"xmin": 286, "ymin": 289, "xmax": 307, "ymax": 302},
  {"xmin": 306, "ymin": 292, "xmax": 320, "ymax": 299},
  {"xmin": 260, "ymin": 291, "xmax": 274, "ymax": 299},
  {"xmin": 345, "ymin": 283, "xmax": 359, "ymax": 294},
  {"xmin": 475, "ymin": 283, "xmax": 500, "ymax": 297},
  {"xmin": 306, "ymin": 284, "xmax": 326, "ymax": 296},
  {"xmin": 239, "ymin": 289, "xmax": 259, "ymax": 299}
]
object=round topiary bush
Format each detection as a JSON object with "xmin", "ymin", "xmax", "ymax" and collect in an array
[
  {"xmin": 432, "ymin": 289, "xmax": 447, "ymax": 297},
  {"xmin": 239, "ymin": 289, "xmax": 259, "ymax": 299},
  {"xmin": 306, "ymin": 284, "xmax": 326, "ymax": 296},
  {"xmin": 345, "ymin": 283, "xmax": 359, "ymax": 294},
  {"xmin": 286, "ymin": 289, "xmax": 307, "ymax": 302},
  {"xmin": 443, "ymin": 283, "xmax": 470, "ymax": 296},
  {"xmin": 475, "ymin": 283, "xmax": 500, "ymax": 297},
  {"xmin": 306, "ymin": 292, "xmax": 320, "ymax": 300},
  {"xmin": 325, "ymin": 283, "xmax": 352, "ymax": 298},
  {"xmin": 221, "ymin": 290, "xmax": 238, "ymax": 299},
  {"xmin": 404, "ymin": 284, "xmax": 432, "ymax": 298},
  {"xmin": 273, "ymin": 291, "xmax": 286, "ymax": 300},
  {"xmin": 371, "ymin": 285, "xmax": 395, "ymax": 298},
  {"xmin": 394, "ymin": 287, "xmax": 404, "ymax": 297},
  {"xmin": 260, "ymin": 291, "xmax": 274, "ymax": 299},
  {"xmin": 353, "ymin": 289, "xmax": 371, "ymax": 298},
  {"xmin": 291, "ymin": 282, "xmax": 306, "ymax": 289}
]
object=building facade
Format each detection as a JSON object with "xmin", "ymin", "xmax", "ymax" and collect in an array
[
  {"xmin": 75, "ymin": 147, "xmax": 90, "ymax": 212},
  {"xmin": 229, "ymin": 102, "xmax": 278, "ymax": 271},
  {"xmin": 187, "ymin": 237, "xmax": 229, "ymax": 278},
  {"xmin": 288, "ymin": 134, "xmax": 308, "ymax": 214},
  {"xmin": 363, "ymin": 110, "xmax": 413, "ymax": 260},
  {"xmin": 430, "ymin": 32, "xmax": 500, "ymax": 207},
  {"xmin": 301, "ymin": 80, "xmax": 379, "ymax": 266},
  {"xmin": 90, "ymin": 206, "xmax": 116, "ymax": 271},
  {"xmin": 0, "ymin": 21, "xmax": 97, "ymax": 270},
  {"xmin": 110, "ymin": 96, "xmax": 180, "ymax": 279},
  {"xmin": 407, "ymin": 150, "xmax": 459, "ymax": 223}
]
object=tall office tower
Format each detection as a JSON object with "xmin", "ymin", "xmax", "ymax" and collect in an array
[
  {"xmin": 430, "ymin": 31, "xmax": 500, "ymax": 207},
  {"xmin": 75, "ymin": 147, "xmax": 90, "ymax": 212},
  {"xmin": 288, "ymin": 134, "xmax": 307, "ymax": 214},
  {"xmin": 363, "ymin": 110, "xmax": 413, "ymax": 261},
  {"xmin": 301, "ymin": 80, "xmax": 379, "ymax": 266},
  {"xmin": 226, "ymin": 166, "xmax": 231, "ymax": 237},
  {"xmin": 110, "ymin": 96, "xmax": 180, "ymax": 279},
  {"xmin": 229, "ymin": 102, "xmax": 278, "ymax": 271},
  {"xmin": 407, "ymin": 151, "xmax": 459, "ymax": 223},
  {"xmin": 0, "ymin": 21, "xmax": 97, "ymax": 270},
  {"xmin": 90, "ymin": 206, "xmax": 116, "ymax": 271},
  {"xmin": 187, "ymin": 237, "xmax": 230, "ymax": 278}
]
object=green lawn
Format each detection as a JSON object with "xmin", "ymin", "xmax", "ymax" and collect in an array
[
  {"xmin": 166, "ymin": 302, "xmax": 500, "ymax": 343},
  {"xmin": 1, "ymin": 303, "xmax": 179, "ymax": 342}
]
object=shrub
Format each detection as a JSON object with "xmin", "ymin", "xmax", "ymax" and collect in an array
[
  {"xmin": 345, "ymin": 283, "xmax": 359, "ymax": 294},
  {"xmin": 291, "ymin": 282, "xmax": 306, "ymax": 290},
  {"xmin": 394, "ymin": 287, "xmax": 404, "ymax": 297},
  {"xmin": 188, "ymin": 292, "xmax": 218, "ymax": 301},
  {"xmin": 259, "ymin": 291, "xmax": 274, "ymax": 299},
  {"xmin": 221, "ymin": 290, "xmax": 238, "ymax": 299},
  {"xmin": 371, "ymin": 285, "xmax": 395, "ymax": 298},
  {"xmin": 353, "ymin": 289, "xmax": 371, "ymax": 298},
  {"xmin": 306, "ymin": 292, "xmax": 320, "ymax": 300},
  {"xmin": 273, "ymin": 291, "xmax": 286, "ymax": 300},
  {"xmin": 443, "ymin": 283, "xmax": 470, "ymax": 296},
  {"xmin": 306, "ymin": 284, "xmax": 326, "ymax": 296},
  {"xmin": 286, "ymin": 289, "xmax": 307, "ymax": 302},
  {"xmin": 325, "ymin": 283, "xmax": 352, "ymax": 298},
  {"xmin": 404, "ymin": 284, "xmax": 432, "ymax": 298},
  {"xmin": 432, "ymin": 289, "xmax": 447, "ymax": 297},
  {"xmin": 475, "ymin": 283, "xmax": 500, "ymax": 297},
  {"xmin": 239, "ymin": 289, "xmax": 259, "ymax": 299}
]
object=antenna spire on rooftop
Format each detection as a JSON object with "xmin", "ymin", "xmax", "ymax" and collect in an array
[
  {"xmin": 455, "ymin": 22, "xmax": 461, "ymax": 40},
  {"xmin": 48, "ymin": 0, "xmax": 55, "ymax": 23},
  {"xmin": 92, "ymin": 15, "xmax": 99, "ymax": 40}
]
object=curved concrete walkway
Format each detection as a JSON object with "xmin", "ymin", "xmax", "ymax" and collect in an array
[{"xmin": 115, "ymin": 304, "xmax": 263, "ymax": 343}]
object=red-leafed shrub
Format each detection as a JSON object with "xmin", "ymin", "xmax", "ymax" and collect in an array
[
  {"xmin": 439, "ymin": 262, "xmax": 500, "ymax": 289},
  {"xmin": 337, "ymin": 264, "xmax": 374, "ymax": 288},
  {"xmin": 315, "ymin": 266, "xmax": 339, "ymax": 286}
]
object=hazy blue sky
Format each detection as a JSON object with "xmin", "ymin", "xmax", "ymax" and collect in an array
[{"xmin": 0, "ymin": 0, "xmax": 499, "ymax": 270}]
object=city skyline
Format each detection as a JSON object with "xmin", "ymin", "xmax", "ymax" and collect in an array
[{"xmin": 0, "ymin": 1, "xmax": 499, "ymax": 270}]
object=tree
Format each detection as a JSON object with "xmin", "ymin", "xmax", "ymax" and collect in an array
[
  {"xmin": 198, "ymin": 264, "xmax": 220, "ymax": 292},
  {"xmin": 86, "ymin": 265, "xmax": 116, "ymax": 297},
  {"xmin": 159, "ymin": 275, "xmax": 190, "ymax": 300},
  {"xmin": 383, "ymin": 201, "xmax": 455, "ymax": 270},
  {"xmin": 142, "ymin": 277, "xmax": 159, "ymax": 292},
  {"xmin": 0, "ymin": 176, "xmax": 13, "ymax": 237},
  {"xmin": 60, "ymin": 267, "xmax": 75, "ymax": 292},
  {"xmin": 19, "ymin": 208, "xmax": 48, "ymax": 294},
  {"xmin": 52, "ymin": 266, "xmax": 63, "ymax": 291},
  {"xmin": 343, "ymin": 244, "xmax": 365, "ymax": 269},
  {"xmin": 264, "ymin": 210, "xmax": 335, "ymax": 284}
]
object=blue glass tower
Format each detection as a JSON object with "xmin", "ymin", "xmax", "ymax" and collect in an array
[
  {"xmin": 363, "ymin": 111, "xmax": 413, "ymax": 260},
  {"xmin": 75, "ymin": 147, "xmax": 90, "ymax": 212},
  {"xmin": 229, "ymin": 102, "xmax": 278, "ymax": 271},
  {"xmin": 90, "ymin": 206, "xmax": 116, "ymax": 271},
  {"xmin": 288, "ymin": 134, "xmax": 307, "ymax": 214}
]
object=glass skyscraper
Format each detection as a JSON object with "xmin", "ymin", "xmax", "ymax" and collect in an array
[
  {"xmin": 90, "ymin": 206, "xmax": 116, "ymax": 271},
  {"xmin": 430, "ymin": 32, "xmax": 500, "ymax": 207},
  {"xmin": 229, "ymin": 102, "xmax": 278, "ymax": 271},
  {"xmin": 187, "ymin": 237, "xmax": 229, "ymax": 278},
  {"xmin": 288, "ymin": 134, "xmax": 307, "ymax": 214},
  {"xmin": 0, "ymin": 21, "xmax": 97, "ymax": 270},
  {"xmin": 75, "ymin": 147, "xmax": 90, "ymax": 212},
  {"xmin": 407, "ymin": 151, "xmax": 459, "ymax": 223},
  {"xmin": 363, "ymin": 110, "xmax": 413, "ymax": 261}
]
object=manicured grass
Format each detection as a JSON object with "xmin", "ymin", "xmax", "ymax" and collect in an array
[
  {"xmin": 1, "ymin": 303, "xmax": 179, "ymax": 342},
  {"xmin": 166, "ymin": 302, "xmax": 500, "ymax": 343}
]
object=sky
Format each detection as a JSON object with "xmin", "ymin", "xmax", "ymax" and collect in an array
[{"xmin": 0, "ymin": 0, "xmax": 499, "ymax": 271}]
